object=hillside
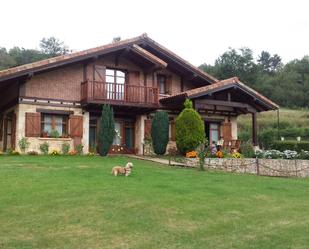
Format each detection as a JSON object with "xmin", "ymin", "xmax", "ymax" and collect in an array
[{"xmin": 238, "ymin": 108, "xmax": 309, "ymax": 146}]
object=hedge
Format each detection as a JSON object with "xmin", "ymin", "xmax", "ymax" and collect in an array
[{"xmin": 272, "ymin": 140, "xmax": 309, "ymax": 152}]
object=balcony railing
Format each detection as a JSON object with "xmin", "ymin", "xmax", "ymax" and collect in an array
[{"xmin": 81, "ymin": 81, "xmax": 159, "ymax": 106}]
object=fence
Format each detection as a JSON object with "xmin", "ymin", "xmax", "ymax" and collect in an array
[{"xmin": 184, "ymin": 158, "xmax": 309, "ymax": 178}]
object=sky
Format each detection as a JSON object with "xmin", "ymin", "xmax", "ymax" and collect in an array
[{"xmin": 1, "ymin": 0, "xmax": 308, "ymax": 66}]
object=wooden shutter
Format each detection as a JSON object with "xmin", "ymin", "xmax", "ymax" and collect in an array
[
  {"xmin": 11, "ymin": 113, "xmax": 16, "ymax": 149},
  {"xmin": 166, "ymin": 75, "xmax": 173, "ymax": 94},
  {"xmin": 222, "ymin": 122, "xmax": 232, "ymax": 142},
  {"xmin": 69, "ymin": 115, "xmax": 83, "ymax": 138},
  {"xmin": 25, "ymin": 112, "xmax": 41, "ymax": 137},
  {"xmin": 144, "ymin": 119, "xmax": 152, "ymax": 138},
  {"xmin": 170, "ymin": 120, "xmax": 176, "ymax": 141},
  {"xmin": 93, "ymin": 65, "xmax": 106, "ymax": 81}
]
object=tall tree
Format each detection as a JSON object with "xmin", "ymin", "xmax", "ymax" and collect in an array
[
  {"xmin": 40, "ymin": 37, "xmax": 70, "ymax": 57},
  {"xmin": 257, "ymin": 51, "xmax": 282, "ymax": 73},
  {"xmin": 97, "ymin": 105, "xmax": 115, "ymax": 156},
  {"xmin": 151, "ymin": 111, "xmax": 169, "ymax": 155}
]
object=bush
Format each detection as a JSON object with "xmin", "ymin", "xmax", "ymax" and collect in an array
[
  {"xmin": 39, "ymin": 142, "xmax": 49, "ymax": 155},
  {"xmin": 258, "ymin": 129, "xmax": 277, "ymax": 149},
  {"xmin": 61, "ymin": 143, "xmax": 70, "ymax": 155},
  {"xmin": 175, "ymin": 99, "xmax": 205, "ymax": 154},
  {"xmin": 18, "ymin": 137, "xmax": 30, "ymax": 153},
  {"xmin": 240, "ymin": 141, "xmax": 255, "ymax": 158},
  {"xmin": 297, "ymin": 150, "xmax": 309, "ymax": 160},
  {"xmin": 98, "ymin": 104, "xmax": 115, "ymax": 156},
  {"xmin": 238, "ymin": 130, "xmax": 251, "ymax": 143},
  {"xmin": 75, "ymin": 144, "xmax": 84, "ymax": 155},
  {"xmin": 151, "ymin": 111, "xmax": 169, "ymax": 155},
  {"xmin": 272, "ymin": 140, "xmax": 309, "ymax": 152}
]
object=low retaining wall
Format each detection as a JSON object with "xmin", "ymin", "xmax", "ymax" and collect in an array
[{"xmin": 184, "ymin": 158, "xmax": 309, "ymax": 178}]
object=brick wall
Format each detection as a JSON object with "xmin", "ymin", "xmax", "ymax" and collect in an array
[
  {"xmin": 23, "ymin": 53, "xmax": 202, "ymax": 102},
  {"xmin": 25, "ymin": 64, "xmax": 83, "ymax": 101}
]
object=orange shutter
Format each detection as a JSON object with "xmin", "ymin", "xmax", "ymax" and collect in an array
[
  {"xmin": 144, "ymin": 119, "xmax": 152, "ymax": 138},
  {"xmin": 25, "ymin": 112, "xmax": 41, "ymax": 137},
  {"xmin": 170, "ymin": 120, "xmax": 176, "ymax": 141},
  {"xmin": 222, "ymin": 122, "xmax": 232, "ymax": 142},
  {"xmin": 69, "ymin": 115, "xmax": 83, "ymax": 138}
]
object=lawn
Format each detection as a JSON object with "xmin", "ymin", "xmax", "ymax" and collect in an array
[{"xmin": 0, "ymin": 156, "xmax": 308, "ymax": 249}]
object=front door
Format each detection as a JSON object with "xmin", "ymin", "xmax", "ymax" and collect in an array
[{"xmin": 89, "ymin": 117, "xmax": 135, "ymax": 154}]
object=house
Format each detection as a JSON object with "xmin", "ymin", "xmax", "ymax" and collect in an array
[{"xmin": 0, "ymin": 34, "xmax": 279, "ymax": 154}]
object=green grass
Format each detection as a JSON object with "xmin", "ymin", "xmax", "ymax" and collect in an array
[{"xmin": 0, "ymin": 156, "xmax": 309, "ymax": 249}]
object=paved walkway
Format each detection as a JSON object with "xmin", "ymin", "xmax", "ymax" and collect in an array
[{"xmin": 127, "ymin": 155, "xmax": 186, "ymax": 167}]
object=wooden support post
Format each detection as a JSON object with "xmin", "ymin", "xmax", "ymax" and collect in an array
[{"xmin": 252, "ymin": 112, "xmax": 258, "ymax": 146}]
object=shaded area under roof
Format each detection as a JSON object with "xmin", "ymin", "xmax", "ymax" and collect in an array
[{"xmin": 160, "ymin": 77, "xmax": 279, "ymax": 112}]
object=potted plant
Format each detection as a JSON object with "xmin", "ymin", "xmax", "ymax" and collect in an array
[{"xmin": 42, "ymin": 131, "xmax": 49, "ymax": 138}]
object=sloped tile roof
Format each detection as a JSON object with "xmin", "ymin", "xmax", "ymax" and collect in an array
[
  {"xmin": 160, "ymin": 77, "xmax": 279, "ymax": 110},
  {"xmin": 0, "ymin": 33, "xmax": 218, "ymax": 84}
]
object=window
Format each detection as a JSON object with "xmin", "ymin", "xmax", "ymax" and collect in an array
[
  {"xmin": 157, "ymin": 74, "xmax": 167, "ymax": 94},
  {"xmin": 106, "ymin": 69, "xmax": 126, "ymax": 100},
  {"xmin": 41, "ymin": 114, "xmax": 68, "ymax": 137},
  {"xmin": 209, "ymin": 123, "xmax": 220, "ymax": 143}
]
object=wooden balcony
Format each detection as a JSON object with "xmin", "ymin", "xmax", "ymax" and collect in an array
[{"xmin": 81, "ymin": 81, "xmax": 159, "ymax": 107}]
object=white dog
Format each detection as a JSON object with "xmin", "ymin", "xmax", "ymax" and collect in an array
[{"xmin": 111, "ymin": 162, "xmax": 133, "ymax": 177}]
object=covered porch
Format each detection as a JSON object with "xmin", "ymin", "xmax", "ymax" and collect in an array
[{"xmin": 160, "ymin": 77, "xmax": 279, "ymax": 149}]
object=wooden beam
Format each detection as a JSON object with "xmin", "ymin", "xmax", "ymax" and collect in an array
[
  {"xmin": 252, "ymin": 112, "xmax": 258, "ymax": 146},
  {"xmin": 195, "ymin": 99, "xmax": 257, "ymax": 113}
]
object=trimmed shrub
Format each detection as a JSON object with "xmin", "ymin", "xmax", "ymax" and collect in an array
[
  {"xmin": 39, "ymin": 142, "xmax": 49, "ymax": 155},
  {"xmin": 98, "ymin": 104, "xmax": 115, "ymax": 156},
  {"xmin": 175, "ymin": 99, "xmax": 205, "ymax": 154},
  {"xmin": 61, "ymin": 143, "xmax": 70, "ymax": 155},
  {"xmin": 18, "ymin": 137, "xmax": 30, "ymax": 153},
  {"xmin": 240, "ymin": 141, "xmax": 255, "ymax": 158},
  {"xmin": 272, "ymin": 140, "xmax": 309, "ymax": 152},
  {"xmin": 151, "ymin": 111, "xmax": 169, "ymax": 155},
  {"xmin": 75, "ymin": 144, "xmax": 84, "ymax": 155}
]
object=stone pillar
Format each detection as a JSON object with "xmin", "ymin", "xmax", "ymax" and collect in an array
[
  {"xmin": 230, "ymin": 116, "xmax": 238, "ymax": 139},
  {"xmin": 135, "ymin": 115, "xmax": 147, "ymax": 155},
  {"xmin": 82, "ymin": 111, "xmax": 90, "ymax": 154}
]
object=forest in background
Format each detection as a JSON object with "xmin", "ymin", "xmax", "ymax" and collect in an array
[{"xmin": 199, "ymin": 48, "xmax": 309, "ymax": 108}]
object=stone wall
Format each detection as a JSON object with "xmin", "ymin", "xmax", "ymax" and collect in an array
[
  {"xmin": 15, "ymin": 103, "xmax": 89, "ymax": 154},
  {"xmin": 184, "ymin": 158, "xmax": 309, "ymax": 178}
]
